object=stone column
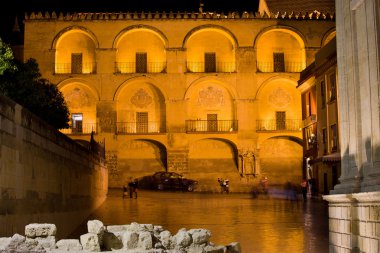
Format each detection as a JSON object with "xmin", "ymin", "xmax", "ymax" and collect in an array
[{"xmin": 324, "ymin": 0, "xmax": 380, "ymax": 252}]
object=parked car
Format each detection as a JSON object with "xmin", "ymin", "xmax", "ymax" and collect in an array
[{"xmin": 138, "ymin": 171, "xmax": 198, "ymax": 192}]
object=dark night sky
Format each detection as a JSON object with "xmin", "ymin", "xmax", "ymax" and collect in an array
[{"xmin": 0, "ymin": 0, "xmax": 259, "ymax": 44}]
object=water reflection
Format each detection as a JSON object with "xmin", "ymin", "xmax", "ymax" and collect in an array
[{"xmin": 71, "ymin": 190, "xmax": 328, "ymax": 253}]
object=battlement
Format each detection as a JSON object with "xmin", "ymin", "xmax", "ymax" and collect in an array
[{"xmin": 25, "ymin": 10, "xmax": 335, "ymax": 21}]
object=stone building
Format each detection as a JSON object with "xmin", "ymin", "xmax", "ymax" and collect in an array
[
  {"xmin": 22, "ymin": 2, "xmax": 335, "ymax": 191},
  {"xmin": 323, "ymin": 0, "xmax": 380, "ymax": 251},
  {"xmin": 298, "ymin": 37, "xmax": 340, "ymax": 197}
]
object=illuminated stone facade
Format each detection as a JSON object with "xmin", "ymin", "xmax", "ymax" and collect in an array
[{"xmin": 23, "ymin": 10, "xmax": 335, "ymax": 191}]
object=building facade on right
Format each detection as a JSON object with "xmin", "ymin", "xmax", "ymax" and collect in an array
[
  {"xmin": 323, "ymin": 0, "xmax": 380, "ymax": 252},
  {"xmin": 298, "ymin": 36, "xmax": 341, "ymax": 197}
]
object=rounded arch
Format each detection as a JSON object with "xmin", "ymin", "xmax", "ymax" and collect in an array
[
  {"xmin": 259, "ymin": 135, "xmax": 303, "ymax": 185},
  {"xmin": 113, "ymin": 25, "xmax": 169, "ymax": 48},
  {"xmin": 184, "ymin": 76, "xmax": 238, "ymax": 100},
  {"xmin": 188, "ymin": 137, "xmax": 239, "ymax": 171},
  {"xmin": 51, "ymin": 26, "xmax": 99, "ymax": 50},
  {"xmin": 182, "ymin": 24, "xmax": 239, "ymax": 49},
  {"xmin": 255, "ymin": 75, "xmax": 299, "ymax": 100},
  {"xmin": 253, "ymin": 25, "xmax": 307, "ymax": 49},
  {"xmin": 321, "ymin": 28, "xmax": 336, "ymax": 47},
  {"xmin": 113, "ymin": 76, "xmax": 168, "ymax": 101},
  {"xmin": 189, "ymin": 137, "xmax": 239, "ymax": 150},
  {"xmin": 57, "ymin": 78, "xmax": 100, "ymax": 101}
]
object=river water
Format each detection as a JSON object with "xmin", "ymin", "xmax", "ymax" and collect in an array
[{"xmin": 71, "ymin": 189, "xmax": 329, "ymax": 253}]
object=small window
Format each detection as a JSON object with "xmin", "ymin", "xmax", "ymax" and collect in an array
[
  {"xmin": 273, "ymin": 52, "xmax": 285, "ymax": 72},
  {"xmin": 330, "ymin": 124, "xmax": 338, "ymax": 152},
  {"xmin": 276, "ymin": 111, "xmax": 286, "ymax": 130},
  {"xmin": 322, "ymin": 128, "xmax": 327, "ymax": 154},
  {"xmin": 321, "ymin": 80, "xmax": 326, "ymax": 108},
  {"xmin": 205, "ymin": 52, "xmax": 216, "ymax": 73},
  {"xmin": 328, "ymin": 72, "xmax": 337, "ymax": 102},
  {"xmin": 72, "ymin": 113, "xmax": 83, "ymax": 133},
  {"xmin": 71, "ymin": 53, "xmax": 83, "ymax": 74},
  {"xmin": 306, "ymin": 92, "xmax": 312, "ymax": 117},
  {"xmin": 136, "ymin": 52, "xmax": 147, "ymax": 73},
  {"xmin": 136, "ymin": 112, "xmax": 148, "ymax": 133},
  {"xmin": 207, "ymin": 114, "xmax": 218, "ymax": 132}
]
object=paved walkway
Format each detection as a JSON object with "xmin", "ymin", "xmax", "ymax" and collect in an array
[{"xmin": 71, "ymin": 189, "xmax": 329, "ymax": 253}]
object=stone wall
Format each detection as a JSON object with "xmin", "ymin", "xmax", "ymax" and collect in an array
[{"xmin": 0, "ymin": 94, "xmax": 108, "ymax": 239}]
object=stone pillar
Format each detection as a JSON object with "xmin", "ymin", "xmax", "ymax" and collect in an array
[
  {"xmin": 324, "ymin": 0, "xmax": 380, "ymax": 252},
  {"xmin": 323, "ymin": 193, "xmax": 380, "ymax": 252}
]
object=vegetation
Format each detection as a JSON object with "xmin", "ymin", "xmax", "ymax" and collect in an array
[{"xmin": 0, "ymin": 38, "xmax": 70, "ymax": 129}]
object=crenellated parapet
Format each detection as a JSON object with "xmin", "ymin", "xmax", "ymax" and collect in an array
[{"xmin": 25, "ymin": 10, "xmax": 335, "ymax": 21}]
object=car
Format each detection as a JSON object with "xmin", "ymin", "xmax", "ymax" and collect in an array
[{"xmin": 138, "ymin": 171, "xmax": 198, "ymax": 192}]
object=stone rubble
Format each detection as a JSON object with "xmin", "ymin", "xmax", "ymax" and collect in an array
[{"xmin": 0, "ymin": 220, "xmax": 241, "ymax": 253}]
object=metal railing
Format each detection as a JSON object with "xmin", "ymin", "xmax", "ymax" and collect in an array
[
  {"xmin": 185, "ymin": 120, "xmax": 238, "ymax": 133},
  {"xmin": 54, "ymin": 62, "xmax": 97, "ymax": 74},
  {"xmin": 256, "ymin": 61, "xmax": 305, "ymax": 73},
  {"xmin": 60, "ymin": 123, "xmax": 98, "ymax": 134},
  {"xmin": 114, "ymin": 62, "xmax": 166, "ymax": 74},
  {"xmin": 256, "ymin": 119, "xmax": 302, "ymax": 132},
  {"xmin": 186, "ymin": 62, "xmax": 236, "ymax": 73},
  {"xmin": 116, "ymin": 122, "xmax": 164, "ymax": 134}
]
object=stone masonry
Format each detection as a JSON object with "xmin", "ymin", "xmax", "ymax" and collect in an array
[{"xmin": 0, "ymin": 220, "xmax": 241, "ymax": 253}]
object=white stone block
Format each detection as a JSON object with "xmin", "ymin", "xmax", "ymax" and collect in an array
[
  {"xmin": 121, "ymin": 231, "xmax": 139, "ymax": 249},
  {"xmin": 25, "ymin": 223, "xmax": 57, "ymax": 238},
  {"xmin": 56, "ymin": 239, "xmax": 83, "ymax": 251},
  {"xmin": 174, "ymin": 229, "xmax": 192, "ymax": 248},
  {"xmin": 106, "ymin": 225, "xmax": 129, "ymax": 233},
  {"xmin": 80, "ymin": 233, "xmax": 100, "ymax": 252},
  {"xmin": 159, "ymin": 230, "xmax": 173, "ymax": 249},
  {"xmin": 27, "ymin": 236, "xmax": 56, "ymax": 250},
  {"xmin": 87, "ymin": 220, "xmax": 105, "ymax": 235},
  {"xmin": 188, "ymin": 229, "xmax": 211, "ymax": 245},
  {"xmin": 204, "ymin": 245, "xmax": 226, "ymax": 253},
  {"xmin": 138, "ymin": 231, "xmax": 153, "ymax": 250},
  {"xmin": 369, "ymin": 238, "xmax": 379, "ymax": 253},
  {"xmin": 0, "ymin": 237, "xmax": 11, "ymax": 250}
]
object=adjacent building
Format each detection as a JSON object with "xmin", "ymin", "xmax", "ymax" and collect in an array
[
  {"xmin": 21, "ymin": 2, "xmax": 335, "ymax": 191},
  {"xmin": 298, "ymin": 36, "xmax": 340, "ymax": 197}
]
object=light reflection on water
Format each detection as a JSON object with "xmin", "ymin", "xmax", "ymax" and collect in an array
[{"xmin": 71, "ymin": 190, "xmax": 329, "ymax": 253}]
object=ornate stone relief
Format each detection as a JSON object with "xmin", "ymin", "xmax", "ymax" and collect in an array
[
  {"xmin": 131, "ymin": 88, "xmax": 153, "ymax": 108},
  {"xmin": 65, "ymin": 88, "xmax": 90, "ymax": 109},
  {"xmin": 268, "ymin": 87, "xmax": 292, "ymax": 108},
  {"xmin": 197, "ymin": 86, "xmax": 224, "ymax": 107}
]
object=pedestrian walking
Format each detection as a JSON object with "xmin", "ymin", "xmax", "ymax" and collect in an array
[
  {"xmin": 260, "ymin": 176, "xmax": 269, "ymax": 194},
  {"xmin": 301, "ymin": 178, "xmax": 308, "ymax": 201},
  {"xmin": 132, "ymin": 178, "xmax": 139, "ymax": 199},
  {"xmin": 218, "ymin": 178, "xmax": 224, "ymax": 193},
  {"xmin": 128, "ymin": 177, "xmax": 134, "ymax": 198},
  {"xmin": 122, "ymin": 184, "xmax": 128, "ymax": 199}
]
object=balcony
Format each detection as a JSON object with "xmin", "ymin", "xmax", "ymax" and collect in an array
[
  {"xmin": 186, "ymin": 62, "xmax": 236, "ymax": 73},
  {"xmin": 114, "ymin": 62, "xmax": 166, "ymax": 74},
  {"xmin": 54, "ymin": 62, "xmax": 97, "ymax": 74},
  {"xmin": 60, "ymin": 123, "xmax": 97, "ymax": 135},
  {"xmin": 185, "ymin": 120, "xmax": 238, "ymax": 133},
  {"xmin": 256, "ymin": 61, "xmax": 305, "ymax": 73},
  {"xmin": 256, "ymin": 119, "xmax": 301, "ymax": 132},
  {"xmin": 302, "ymin": 114, "xmax": 317, "ymax": 128},
  {"xmin": 116, "ymin": 122, "xmax": 164, "ymax": 134}
]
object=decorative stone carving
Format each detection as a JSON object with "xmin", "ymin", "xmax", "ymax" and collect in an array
[
  {"xmin": 131, "ymin": 89, "xmax": 153, "ymax": 108},
  {"xmin": 197, "ymin": 86, "xmax": 224, "ymax": 107},
  {"xmin": 268, "ymin": 87, "xmax": 292, "ymax": 108},
  {"xmin": 65, "ymin": 88, "xmax": 90, "ymax": 109}
]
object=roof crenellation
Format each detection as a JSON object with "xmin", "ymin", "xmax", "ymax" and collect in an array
[{"xmin": 25, "ymin": 11, "xmax": 335, "ymax": 21}]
